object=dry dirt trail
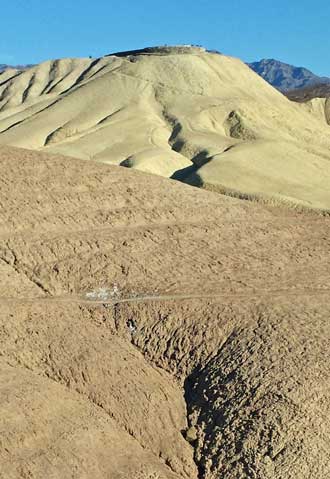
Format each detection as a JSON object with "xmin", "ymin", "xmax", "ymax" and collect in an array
[
  {"xmin": 1, "ymin": 286, "xmax": 330, "ymax": 308},
  {"xmin": 1, "ymin": 146, "xmax": 330, "ymax": 478}
]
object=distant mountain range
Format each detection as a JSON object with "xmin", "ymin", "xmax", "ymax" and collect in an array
[
  {"xmin": 0, "ymin": 64, "xmax": 34, "ymax": 71},
  {"xmin": 0, "ymin": 64, "xmax": 13, "ymax": 71},
  {"xmin": 248, "ymin": 59, "xmax": 330, "ymax": 92}
]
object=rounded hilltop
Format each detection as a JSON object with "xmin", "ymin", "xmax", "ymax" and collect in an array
[
  {"xmin": 1, "ymin": 45, "xmax": 330, "ymax": 210},
  {"xmin": 106, "ymin": 44, "xmax": 209, "ymax": 57}
]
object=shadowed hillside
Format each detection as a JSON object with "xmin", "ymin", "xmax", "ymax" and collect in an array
[{"xmin": 286, "ymin": 83, "xmax": 330, "ymax": 102}]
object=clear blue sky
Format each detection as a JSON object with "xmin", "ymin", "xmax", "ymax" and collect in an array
[{"xmin": 2, "ymin": 0, "xmax": 330, "ymax": 75}]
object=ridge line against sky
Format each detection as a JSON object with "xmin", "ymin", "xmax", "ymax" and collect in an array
[{"xmin": 2, "ymin": 0, "xmax": 330, "ymax": 76}]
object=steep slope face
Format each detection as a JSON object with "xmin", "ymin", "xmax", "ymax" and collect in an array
[
  {"xmin": 284, "ymin": 83, "xmax": 330, "ymax": 128},
  {"xmin": 296, "ymin": 97, "xmax": 330, "ymax": 128},
  {"xmin": 0, "ymin": 359, "xmax": 185, "ymax": 479},
  {"xmin": 122, "ymin": 298, "xmax": 330, "ymax": 479},
  {"xmin": 248, "ymin": 58, "xmax": 330, "ymax": 91},
  {"xmin": 1, "ymin": 48, "xmax": 330, "ymax": 208},
  {"xmin": 1, "ymin": 146, "xmax": 330, "ymax": 478},
  {"xmin": 0, "ymin": 58, "xmax": 92, "ymax": 111}
]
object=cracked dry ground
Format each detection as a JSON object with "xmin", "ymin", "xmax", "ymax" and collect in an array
[{"xmin": 1, "ymin": 146, "xmax": 330, "ymax": 479}]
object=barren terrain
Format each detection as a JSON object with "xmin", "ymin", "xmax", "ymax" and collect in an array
[
  {"xmin": 1, "ymin": 47, "xmax": 330, "ymax": 209},
  {"xmin": 1, "ymin": 146, "xmax": 330, "ymax": 478}
]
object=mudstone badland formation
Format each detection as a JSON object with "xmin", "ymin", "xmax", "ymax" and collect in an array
[{"xmin": 0, "ymin": 46, "xmax": 330, "ymax": 479}]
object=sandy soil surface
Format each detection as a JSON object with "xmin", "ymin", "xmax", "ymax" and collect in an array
[
  {"xmin": 1, "ymin": 146, "xmax": 330, "ymax": 478},
  {"xmin": 1, "ymin": 48, "xmax": 330, "ymax": 209}
]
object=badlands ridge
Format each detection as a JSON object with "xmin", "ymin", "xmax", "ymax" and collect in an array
[{"xmin": 1, "ymin": 46, "xmax": 330, "ymax": 209}]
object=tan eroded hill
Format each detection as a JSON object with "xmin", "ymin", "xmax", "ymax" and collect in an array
[
  {"xmin": 1, "ymin": 47, "xmax": 330, "ymax": 209},
  {"xmin": 1, "ymin": 146, "xmax": 330, "ymax": 478},
  {"xmin": 297, "ymin": 96, "xmax": 330, "ymax": 128}
]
